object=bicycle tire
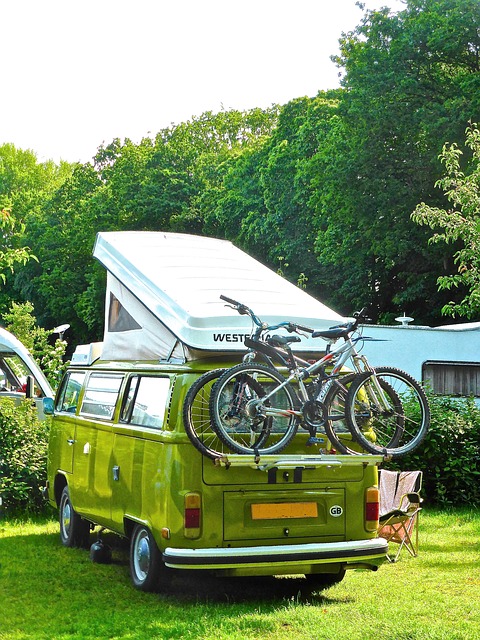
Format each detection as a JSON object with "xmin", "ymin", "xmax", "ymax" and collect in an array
[
  {"xmin": 323, "ymin": 373, "xmax": 362, "ymax": 454},
  {"xmin": 345, "ymin": 366, "xmax": 429, "ymax": 458},
  {"xmin": 182, "ymin": 369, "xmax": 228, "ymax": 460},
  {"xmin": 324, "ymin": 373, "xmax": 404, "ymax": 455},
  {"xmin": 182, "ymin": 369, "xmax": 271, "ymax": 460},
  {"xmin": 209, "ymin": 362, "xmax": 300, "ymax": 455}
]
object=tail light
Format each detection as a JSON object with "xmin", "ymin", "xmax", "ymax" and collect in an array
[
  {"xmin": 365, "ymin": 486, "xmax": 380, "ymax": 532},
  {"xmin": 184, "ymin": 492, "xmax": 201, "ymax": 539}
]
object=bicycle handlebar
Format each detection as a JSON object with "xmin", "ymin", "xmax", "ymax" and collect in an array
[
  {"xmin": 220, "ymin": 294, "xmax": 314, "ymax": 334},
  {"xmin": 220, "ymin": 295, "xmax": 369, "ymax": 339},
  {"xmin": 324, "ymin": 307, "xmax": 369, "ymax": 335},
  {"xmin": 219, "ymin": 294, "xmax": 251, "ymax": 315}
]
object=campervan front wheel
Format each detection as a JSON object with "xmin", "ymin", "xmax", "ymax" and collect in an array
[{"xmin": 130, "ymin": 524, "xmax": 167, "ymax": 592}]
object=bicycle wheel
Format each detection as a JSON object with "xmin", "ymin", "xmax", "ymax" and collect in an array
[
  {"xmin": 345, "ymin": 367, "xmax": 429, "ymax": 458},
  {"xmin": 182, "ymin": 369, "xmax": 228, "ymax": 460},
  {"xmin": 323, "ymin": 374, "xmax": 362, "ymax": 454},
  {"xmin": 209, "ymin": 362, "xmax": 300, "ymax": 455},
  {"xmin": 324, "ymin": 373, "xmax": 404, "ymax": 455}
]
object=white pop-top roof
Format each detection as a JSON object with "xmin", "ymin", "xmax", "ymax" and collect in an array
[{"xmin": 93, "ymin": 231, "xmax": 344, "ymax": 355}]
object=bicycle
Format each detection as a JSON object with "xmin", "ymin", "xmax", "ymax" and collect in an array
[
  {"xmin": 207, "ymin": 295, "xmax": 430, "ymax": 458},
  {"xmin": 183, "ymin": 368, "xmax": 271, "ymax": 461}
]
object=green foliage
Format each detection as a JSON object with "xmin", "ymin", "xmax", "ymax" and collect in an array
[
  {"xmin": 3, "ymin": 301, "xmax": 67, "ymax": 389},
  {"xmin": 412, "ymin": 123, "xmax": 480, "ymax": 318},
  {"xmin": 0, "ymin": 209, "xmax": 34, "ymax": 286},
  {"xmin": 315, "ymin": 0, "xmax": 480, "ymax": 321},
  {"xmin": 386, "ymin": 392, "xmax": 480, "ymax": 506},
  {"xmin": 0, "ymin": 398, "xmax": 50, "ymax": 514},
  {"xmin": 13, "ymin": 109, "xmax": 278, "ymax": 345}
]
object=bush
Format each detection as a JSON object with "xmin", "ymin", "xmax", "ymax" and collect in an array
[
  {"xmin": 386, "ymin": 392, "xmax": 480, "ymax": 507},
  {"xmin": 0, "ymin": 398, "xmax": 51, "ymax": 515}
]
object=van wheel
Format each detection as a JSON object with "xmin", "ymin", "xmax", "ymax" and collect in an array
[
  {"xmin": 304, "ymin": 569, "xmax": 346, "ymax": 590},
  {"xmin": 59, "ymin": 486, "xmax": 90, "ymax": 548},
  {"xmin": 130, "ymin": 524, "xmax": 165, "ymax": 592}
]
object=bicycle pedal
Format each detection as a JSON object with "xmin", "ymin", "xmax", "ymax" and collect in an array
[{"xmin": 306, "ymin": 436, "xmax": 326, "ymax": 447}]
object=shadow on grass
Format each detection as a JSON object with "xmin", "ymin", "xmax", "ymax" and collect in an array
[
  {"xmin": 1, "ymin": 526, "xmax": 352, "ymax": 605},
  {"xmin": 162, "ymin": 572, "xmax": 349, "ymax": 604}
]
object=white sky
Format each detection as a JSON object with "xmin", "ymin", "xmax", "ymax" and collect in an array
[{"xmin": 0, "ymin": 0, "xmax": 405, "ymax": 164}]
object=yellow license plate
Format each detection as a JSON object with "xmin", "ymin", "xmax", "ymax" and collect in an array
[{"xmin": 251, "ymin": 502, "xmax": 318, "ymax": 520}]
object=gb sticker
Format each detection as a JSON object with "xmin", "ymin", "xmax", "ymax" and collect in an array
[{"xmin": 330, "ymin": 505, "xmax": 343, "ymax": 517}]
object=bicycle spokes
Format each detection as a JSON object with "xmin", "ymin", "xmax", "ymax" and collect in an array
[{"xmin": 346, "ymin": 367, "xmax": 429, "ymax": 458}]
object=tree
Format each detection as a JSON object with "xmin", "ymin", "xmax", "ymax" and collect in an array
[
  {"xmin": 319, "ymin": 0, "xmax": 480, "ymax": 322},
  {"xmin": 13, "ymin": 109, "xmax": 279, "ymax": 345},
  {"xmin": 0, "ymin": 210, "xmax": 33, "ymax": 285},
  {"xmin": 412, "ymin": 123, "xmax": 480, "ymax": 319},
  {"xmin": 206, "ymin": 95, "xmax": 342, "ymax": 301},
  {"xmin": 0, "ymin": 144, "xmax": 73, "ymax": 318}
]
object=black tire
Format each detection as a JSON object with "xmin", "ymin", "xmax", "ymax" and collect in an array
[
  {"xmin": 129, "ymin": 524, "xmax": 166, "ymax": 592},
  {"xmin": 346, "ymin": 367, "xmax": 430, "ymax": 458},
  {"xmin": 304, "ymin": 568, "xmax": 346, "ymax": 590},
  {"xmin": 59, "ymin": 485, "xmax": 90, "ymax": 548},
  {"xmin": 182, "ymin": 369, "xmax": 229, "ymax": 460},
  {"xmin": 324, "ymin": 374, "xmax": 404, "ymax": 455},
  {"xmin": 323, "ymin": 374, "xmax": 363, "ymax": 455},
  {"xmin": 182, "ymin": 369, "xmax": 270, "ymax": 460},
  {"xmin": 209, "ymin": 362, "xmax": 299, "ymax": 455}
]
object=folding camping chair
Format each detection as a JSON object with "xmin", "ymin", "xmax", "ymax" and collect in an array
[{"xmin": 378, "ymin": 469, "xmax": 423, "ymax": 563}]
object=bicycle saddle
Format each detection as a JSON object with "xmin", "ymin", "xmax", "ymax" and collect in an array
[{"xmin": 312, "ymin": 326, "xmax": 350, "ymax": 340}]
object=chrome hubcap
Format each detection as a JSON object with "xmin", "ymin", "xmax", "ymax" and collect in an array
[
  {"xmin": 61, "ymin": 499, "xmax": 71, "ymax": 536},
  {"xmin": 134, "ymin": 531, "xmax": 151, "ymax": 580}
]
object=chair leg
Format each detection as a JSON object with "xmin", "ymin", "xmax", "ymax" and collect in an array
[{"xmin": 384, "ymin": 516, "xmax": 419, "ymax": 562}]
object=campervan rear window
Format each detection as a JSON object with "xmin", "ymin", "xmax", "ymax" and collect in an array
[
  {"xmin": 80, "ymin": 373, "xmax": 123, "ymax": 419},
  {"xmin": 120, "ymin": 375, "xmax": 170, "ymax": 429}
]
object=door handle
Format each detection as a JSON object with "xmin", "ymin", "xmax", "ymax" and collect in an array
[{"xmin": 67, "ymin": 439, "xmax": 75, "ymax": 445}]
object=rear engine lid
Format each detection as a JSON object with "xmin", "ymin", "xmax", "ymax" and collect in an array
[{"xmin": 224, "ymin": 487, "xmax": 345, "ymax": 542}]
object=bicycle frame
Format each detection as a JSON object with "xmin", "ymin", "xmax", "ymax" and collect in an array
[
  {"xmin": 219, "ymin": 294, "xmax": 394, "ymax": 427},
  {"xmin": 246, "ymin": 333, "xmax": 371, "ymax": 408}
]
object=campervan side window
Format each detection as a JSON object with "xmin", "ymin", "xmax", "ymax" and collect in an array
[
  {"xmin": 120, "ymin": 375, "xmax": 170, "ymax": 429},
  {"xmin": 57, "ymin": 371, "xmax": 86, "ymax": 413},
  {"xmin": 423, "ymin": 361, "xmax": 480, "ymax": 397},
  {"xmin": 80, "ymin": 373, "xmax": 123, "ymax": 419}
]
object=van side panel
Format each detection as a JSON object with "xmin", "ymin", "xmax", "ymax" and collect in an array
[
  {"xmin": 71, "ymin": 418, "xmax": 113, "ymax": 527},
  {"xmin": 47, "ymin": 414, "xmax": 75, "ymax": 483}
]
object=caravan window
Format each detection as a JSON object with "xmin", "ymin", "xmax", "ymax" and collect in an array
[
  {"xmin": 80, "ymin": 373, "xmax": 123, "ymax": 419},
  {"xmin": 120, "ymin": 375, "xmax": 170, "ymax": 429},
  {"xmin": 423, "ymin": 361, "xmax": 480, "ymax": 397}
]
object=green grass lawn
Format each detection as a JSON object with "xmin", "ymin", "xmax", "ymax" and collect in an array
[{"xmin": 0, "ymin": 509, "xmax": 479, "ymax": 640}]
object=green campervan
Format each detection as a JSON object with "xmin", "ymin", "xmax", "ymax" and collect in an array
[{"xmin": 44, "ymin": 232, "xmax": 387, "ymax": 592}]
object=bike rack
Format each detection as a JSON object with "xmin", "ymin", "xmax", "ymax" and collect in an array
[{"xmin": 214, "ymin": 453, "xmax": 385, "ymax": 471}]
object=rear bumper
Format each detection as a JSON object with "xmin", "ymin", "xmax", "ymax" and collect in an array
[{"xmin": 163, "ymin": 537, "xmax": 388, "ymax": 571}]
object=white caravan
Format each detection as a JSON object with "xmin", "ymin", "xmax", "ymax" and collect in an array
[{"xmin": 0, "ymin": 327, "xmax": 53, "ymax": 418}]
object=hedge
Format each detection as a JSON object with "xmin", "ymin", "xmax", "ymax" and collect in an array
[
  {"xmin": 0, "ymin": 399, "xmax": 50, "ymax": 515},
  {"xmin": 386, "ymin": 392, "xmax": 480, "ymax": 506}
]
